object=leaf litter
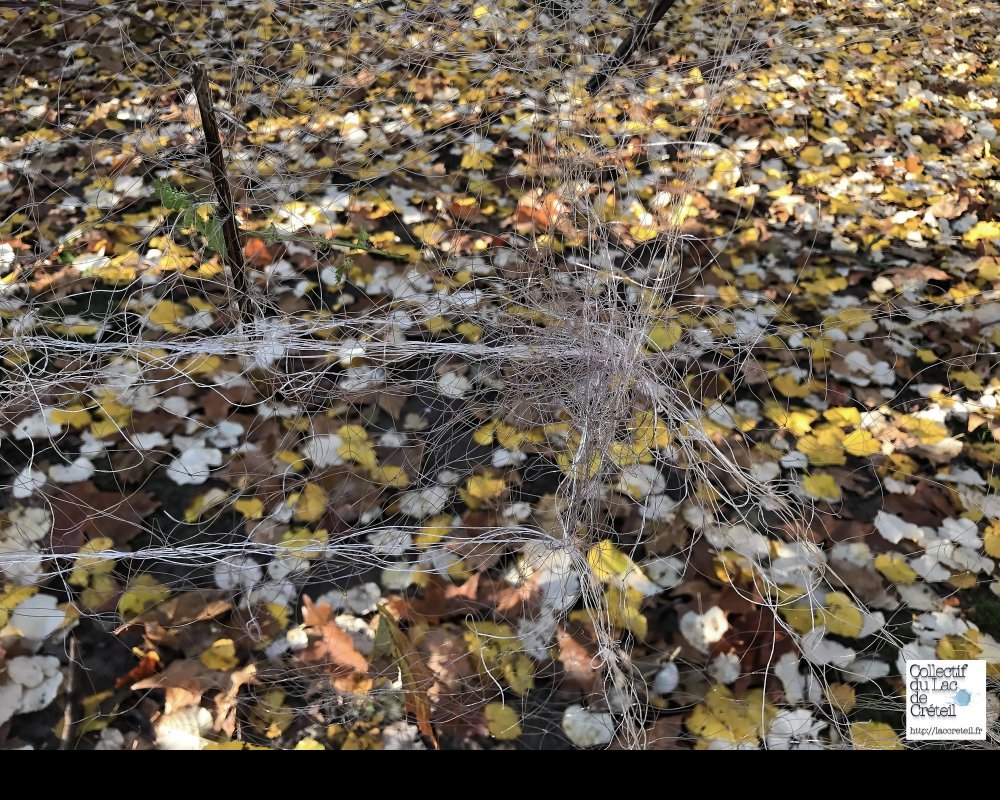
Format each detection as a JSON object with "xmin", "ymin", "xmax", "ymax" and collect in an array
[{"xmin": 0, "ymin": 0, "xmax": 998, "ymax": 750}]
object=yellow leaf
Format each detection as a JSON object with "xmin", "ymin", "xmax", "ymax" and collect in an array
[
  {"xmin": 950, "ymin": 370, "xmax": 985, "ymax": 392},
  {"xmin": 472, "ymin": 421, "xmax": 497, "ymax": 446},
  {"xmin": 899, "ymin": 415, "xmax": 949, "ymax": 445},
  {"xmin": 411, "ymin": 222, "xmax": 448, "ymax": 245},
  {"xmin": 843, "ymin": 429, "xmax": 881, "ymax": 457},
  {"xmin": 685, "ymin": 685, "xmax": 773, "ymax": 747},
  {"xmin": 290, "ymin": 482, "xmax": 327, "ymax": 522},
  {"xmin": 802, "ymin": 473, "xmax": 841, "ymax": 501},
  {"xmin": 369, "ymin": 464, "xmax": 410, "ymax": 488},
  {"xmin": 184, "ymin": 487, "xmax": 229, "ymax": 523},
  {"xmin": 201, "ymin": 638, "xmax": 239, "ymax": 671},
  {"xmin": 148, "ymin": 300, "xmax": 187, "ymax": 333},
  {"xmin": 254, "ymin": 688, "xmax": 293, "ymax": 739},
  {"xmin": 68, "ymin": 537, "xmax": 117, "ymax": 587},
  {"xmin": 464, "ymin": 621, "xmax": 531, "ymax": 699},
  {"xmin": 764, "ymin": 404, "xmax": 817, "ymax": 436},
  {"xmin": 234, "ymin": 497, "xmax": 265, "ymax": 519},
  {"xmin": 587, "ymin": 541, "xmax": 633, "ymax": 583},
  {"xmin": 556, "ymin": 447, "xmax": 602, "ymax": 481},
  {"xmin": 49, "ymin": 405, "xmax": 93, "ymax": 429},
  {"xmin": 773, "ymin": 374, "xmax": 812, "ymax": 399},
  {"xmin": 850, "ymin": 721, "xmax": 903, "ymax": 750},
  {"xmin": 800, "ymin": 146, "xmax": 823, "ymax": 166},
  {"xmin": 607, "ymin": 585, "xmax": 648, "ymax": 640},
  {"xmin": 280, "ymin": 527, "xmax": 327, "ymax": 559},
  {"xmin": 632, "ymin": 410, "xmax": 672, "ymax": 450},
  {"xmin": 937, "ymin": 632, "xmax": 982, "ymax": 661},
  {"xmin": 976, "ymin": 257, "xmax": 1000, "ymax": 282},
  {"xmin": 294, "ymin": 737, "xmax": 325, "ymax": 750},
  {"xmin": 176, "ymin": 354, "xmax": 220, "ymax": 377},
  {"xmin": 823, "ymin": 407, "xmax": 861, "ymax": 427},
  {"xmin": 647, "ymin": 322, "xmax": 683, "ymax": 352},
  {"xmin": 964, "ymin": 220, "xmax": 1000, "ymax": 245},
  {"xmin": 874, "ymin": 554, "xmax": 918, "ymax": 585},
  {"xmin": 456, "ymin": 322, "xmax": 483, "ymax": 342},
  {"xmin": 460, "ymin": 149, "xmax": 494, "ymax": 171},
  {"xmin": 823, "ymin": 591, "xmax": 863, "ymax": 637},
  {"xmin": 485, "ymin": 703, "xmax": 522, "ymax": 740},
  {"xmin": 798, "ymin": 427, "xmax": 847, "ymax": 466},
  {"xmin": 118, "ymin": 575, "xmax": 170, "ymax": 619},
  {"xmin": 337, "ymin": 425, "xmax": 378, "ymax": 471},
  {"xmin": 204, "ymin": 741, "xmax": 269, "ymax": 750},
  {"xmin": 778, "ymin": 603, "xmax": 818, "ymax": 634},
  {"xmin": 459, "ymin": 475, "xmax": 505, "ymax": 509},
  {"xmin": 53, "ymin": 320, "xmax": 99, "ymax": 336},
  {"xmin": 275, "ymin": 450, "xmax": 305, "ymax": 470},
  {"xmin": 415, "ymin": 515, "xmax": 451, "ymax": 548},
  {"xmin": 81, "ymin": 574, "xmax": 120, "ymax": 609},
  {"xmin": 629, "ymin": 223, "xmax": 660, "ymax": 242},
  {"xmin": 0, "ymin": 585, "xmax": 39, "ymax": 629},
  {"xmin": 984, "ymin": 521, "xmax": 1000, "ymax": 558},
  {"xmin": 825, "ymin": 683, "xmax": 856, "ymax": 714},
  {"xmin": 502, "ymin": 652, "xmax": 536, "ymax": 695}
]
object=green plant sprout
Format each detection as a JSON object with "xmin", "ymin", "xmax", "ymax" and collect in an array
[{"xmin": 154, "ymin": 179, "xmax": 402, "ymax": 263}]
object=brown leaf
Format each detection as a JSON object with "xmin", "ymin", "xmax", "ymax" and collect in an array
[
  {"xmin": 415, "ymin": 627, "xmax": 474, "ymax": 700},
  {"xmin": 133, "ymin": 658, "xmax": 227, "ymax": 715},
  {"xmin": 214, "ymin": 664, "xmax": 258, "ymax": 736},
  {"xmin": 298, "ymin": 597, "xmax": 369, "ymax": 675},
  {"xmin": 116, "ymin": 590, "xmax": 230, "ymax": 636},
  {"xmin": 555, "ymin": 624, "xmax": 602, "ymax": 698},
  {"xmin": 376, "ymin": 605, "xmax": 438, "ymax": 749},
  {"xmin": 243, "ymin": 237, "xmax": 282, "ymax": 268},
  {"xmin": 50, "ymin": 484, "xmax": 160, "ymax": 548}
]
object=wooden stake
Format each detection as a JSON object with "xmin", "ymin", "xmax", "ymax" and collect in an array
[
  {"xmin": 191, "ymin": 63, "xmax": 252, "ymax": 326},
  {"xmin": 586, "ymin": 0, "xmax": 680, "ymax": 96}
]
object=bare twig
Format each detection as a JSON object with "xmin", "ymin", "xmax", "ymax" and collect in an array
[
  {"xmin": 586, "ymin": 0, "xmax": 681, "ymax": 96},
  {"xmin": 60, "ymin": 634, "xmax": 80, "ymax": 750},
  {"xmin": 191, "ymin": 63, "xmax": 252, "ymax": 327}
]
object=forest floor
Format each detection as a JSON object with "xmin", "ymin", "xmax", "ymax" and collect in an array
[{"xmin": 0, "ymin": 0, "xmax": 999, "ymax": 750}]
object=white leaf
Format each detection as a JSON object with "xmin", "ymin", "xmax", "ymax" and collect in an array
[
  {"xmin": 766, "ymin": 709, "xmax": 825, "ymax": 750},
  {"xmin": 213, "ymin": 555, "xmax": 263, "ymax": 591},
  {"xmin": 642, "ymin": 555, "xmax": 686, "ymax": 590},
  {"xmin": 617, "ymin": 463, "xmax": 665, "ymax": 499},
  {"xmin": 652, "ymin": 662, "xmax": 679, "ymax": 695},
  {"xmin": 9, "ymin": 593, "xmax": 65, "ymax": 640},
  {"xmin": 13, "ymin": 656, "xmax": 62, "ymax": 713},
  {"xmin": 12, "ymin": 467, "xmax": 45, "ymax": 499},
  {"xmin": 937, "ymin": 516, "xmax": 980, "ymax": 547},
  {"xmin": 398, "ymin": 485, "xmax": 450, "ymax": 518},
  {"xmin": 367, "ymin": 529, "xmax": 413, "ymax": 557},
  {"xmin": 0, "ymin": 684, "xmax": 23, "ymax": 728},
  {"xmin": 561, "ymin": 704, "xmax": 615, "ymax": 748},
  {"xmin": 874, "ymin": 510, "xmax": 925, "ymax": 544},
  {"xmin": 437, "ymin": 370, "xmax": 471, "ymax": 399},
  {"xmin": 155, "ymin": 706, "xmax": 213, "ymax": 751},
  {"xmin": 49, "ymin": 457, "xmax": 95, "ymax": 483},
  {"xmin": 709, "ymin": 652, "xmax": 742, "ymax": 685},
  {"xmin": 640, "ymin": 493, "xmax": 679, "ymax": 521},
  {"xmin": 935, "ymin": 467, "xmax": 986, "ymax": 487},
  {"xmin": 680, "ymin": 607, "xmax": 729, "ymax": 654},
  {"xmin": 800, "ymin": 627, "xmax": 856, "ymax": 667},
  {"xmin": 840, "ymin": 658, "xmax": 890, "ymax": 683},
  {"xmin": 0, "ymin": 540, "xmax": 44, "ymax": 585},
  {"xmin": 303, "ymin": 434, "xmax": 345, "ymax": 468},
  {"xmin": 166, "ymin": 447, "xmax": 222, "ymax": 485},
  {"xmin": 4, "ymin": 507, "xmax": 51, "ymax": 543}
]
